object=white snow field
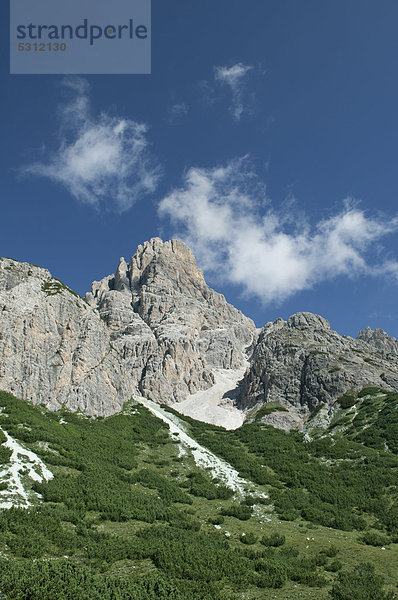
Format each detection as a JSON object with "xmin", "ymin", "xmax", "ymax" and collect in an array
[
  {"xmin": 171, "ymin": 364, "xmax": 248, "ymax": 430},
  {"xmin": 0, "ymin": 427, "xmax": 53, "ymax": 510}
]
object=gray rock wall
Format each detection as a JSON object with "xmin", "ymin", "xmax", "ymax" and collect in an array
[
  {"xmin": 86, "ymin": 238, "xmax": 256, "ymax": 404},
  {"xmin": 1, "ymin": 241, "xmax": 397, "ymax": 431},
  {"xmin": 0, "ymin": 258, "xmax": 135, "ymax": 416},
  {"xmin": 238, "ymin": 312, "xmax": 398, "ymax": 429}
]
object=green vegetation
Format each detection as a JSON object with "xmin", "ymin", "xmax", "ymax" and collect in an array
[
  {"xmin": 261, "ymin": 532, "xmax": 286, "ymax": 547},
  {"xmin": 330, "ymin": 563, "xmax": 394, "ymax": 600},
  {"xmin": 254, "ymin": 402, "xmax": 288, "ymax": 420},
  {"xmin": 181, "ymin": 470, "xmax": 233, "ymax": 500},
  {"xmin": 308, "ymin": 403, "xmax": 325, "ymax": 420},
  {"xmin": 240, "ymin": 531, "xmax": 257, "ymax": 544},
  {"xmin": 361, "ymin": 532, "xmax": 390, "ymax": 547},
  {"xmin": 335, "ymin": 389, "xmax": 398, "ymax": 455},
  {"xmin": 167, "ymin": 405, "xmax": 398, "ymax": 536},
  {"xmin": 0, "ymin": 429, "xmax": 12, "ymax": 463},
  {"xmin": 357, "ymin": 386, "xmax": 386, "ymax": 398},
  {"xmin": 0, "ymin": 560, "xmax": 191, "ymax": 600},
  {"xmin": 0, "ymin": 389, "xmax": 397, "ymax": 599},
  {"xmin": 221, "ymin": 503, "xmax": 253, "ymax": 520},
  {"xmin": 336, "ymin": 390, "xmax": 357, "ymax": 409},
  {"xmin": 42, "ymin": 277, "xmax": 81, "ymax": 299}
]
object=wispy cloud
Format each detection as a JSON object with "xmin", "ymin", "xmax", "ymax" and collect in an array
[
  {"xmin": 214, "ymin": 63, "xmax": 253, "ymax": 120},
  {"xmin": 168, "ymin": 102, "xmax": 189, "ymax": 122},
  {"xmin": 23, "ymin": 78, "xmax": 161, "ymax": 212},
  {"xmin": 159, "ymin": 158, "xmax": 398, "ymax": 304},
  {"xmin": 375, "ymin": 260, "xmax": 398, "ymax": 280}
]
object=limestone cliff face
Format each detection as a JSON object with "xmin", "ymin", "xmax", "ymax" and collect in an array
[
  {"xmin": 357, "ymin": 326, "xmax": 398, "ymax": 355},
  {"xmin": 0, "ymin": 240, "xmax": 255, "ymax": 415},
  {"xmin": 0, "ymin": 258, "xmax": 134, "ymax": 416},
  {"xmin": 86, "ymin": 238, "xmax": 256, "ymax": 403},
  {"xmin": 238, "ymin": 312, "xmax": 398, "ymax": 429},
  {"xmin": 1, "ymin": 240, "xmax": 398, "ymax": 431}
]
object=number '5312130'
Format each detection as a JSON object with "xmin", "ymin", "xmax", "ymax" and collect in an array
[{"xmin": 18, "ymin": 42, "xmax": 67, "ymax": 51}]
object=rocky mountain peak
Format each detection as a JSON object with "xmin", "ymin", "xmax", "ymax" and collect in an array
[
  {"xmin": 286, "ymin": 312, "xmax": 330, "ymax": 330},
  {"xmin": 89, "ymin": 237, "xmax": 207, "ymax": 302},
  {"xmin": 88, "ymin": 238, "xmax": 253, "ymax": 335},
  {"xmin": 0, "ymin": 257, "xmax": 50, "ymax": 291},
  {"xmin": 130, "ymin": 237, "xmax": 203, "ymax": 282},
  {"xmin": 238, "ymin": 309, "xmax": 398, "ymax": 430},
  {"xmin": 86, "ymin": 238, "xmax": 255, "ymax": 405},
  {"xmin": 357, "ymin": 326, "xmax": 398, "ymax": 355},
  {"xmin": 2, "ymin": 242, "xmax": 398, "ymax": 433}
]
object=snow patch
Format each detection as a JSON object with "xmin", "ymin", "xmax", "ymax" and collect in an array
[
  {"xmin": 0, "ymin": 427, "xmax": 53, "ymax": 510},
  {"xmin": 171, "ymin": 364, "xmax": 248, "ymax": 430},
  {"xmin": 133, "ymin": 395, "xmax": 252, "ymax": 494}
]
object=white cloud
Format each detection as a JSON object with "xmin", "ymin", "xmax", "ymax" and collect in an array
[
  {"xmin": 169, "ymin": 102, "xmax": 189, "ymax": 120},
  {"xmin": 214, "ymin": 63, "xmax": 253, "ymax": 120},
  {"xmin": 159, "ymin": 159, "xmax": 398, "ymax": 304},
  {"xmin": 23, "ymin": 78, "xmax": 160, "ymax": 212},
  {"xmin": 215, "ymin": 63, "xmax": 252, "ymax": 87},
  {"xmin": 374, "ymin": 260, "xmax": 398, "ymax": 280}
]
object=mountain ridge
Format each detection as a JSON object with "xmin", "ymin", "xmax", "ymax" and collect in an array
[{"xmin": 1, "ymin": 238, "xmax": 398, "ymax": 431}]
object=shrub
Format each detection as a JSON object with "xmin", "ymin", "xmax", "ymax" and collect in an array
[
  {"xmin": 0, "ymin": 439, "xmax": 12, "ymax": 464},
  {"xmin": 221, "ymin": 504, "xmax": 252, "ymax": 521},
  {"xmin": 261, "ymin": 533, "xmax": 285, "ymax": 547},
  {"xmin": 361, "ymin": 532, "xmax": 390, "ymax": 547},
  {"xmin": 0, "ymin": 559, "xmax": 192, "ymax": 600},
  {"xmin": 184, "ymin": 471, "xmax": 233, "ymax": 501},
  {"xmin": 325, "ymin": 560, "xmax": 343, "ymax": 572},
  {"xmin": 320, "ymin": 545, "xmax": 339, "ymax": 558},
  {"xmin": 279, "ymin": 546, "xmax": 299, "ymax": 558},
  {"xmin": 279, "ymin": 510, "xmax": 299, "ymax": 521},
  {"xmin": 242, "ymin": 495, "xmax": 256, "ymax": 506},
  {"xmin": 240, "ymin": 532, "xmax": 257, "ymax": 545},
  {"xmin": 337, "ymin": 391, "xmax": 357, "ymax": 409},
  {"xmin": 208, "ymin": 516, "xmax": 224, "ymax": 525},
  {"xmin": 358, "ymin": 387, "xmax": 385, "ymax": 398},
  {"xmin": 254, "ymin": 403, "xmax": 288, "ymax": 420},
  {"xmin": 308, "ymin": 404, "xmax": 325, "ymax": 421},
  {"xmin": 255, "ymin": 560, "xmax": 287, "ymax": 589},
  {"xmin": 315, "ymin": 552, "xmax": 328, "ymax": 566},
  {"xmin": 330, "ymin": 563, "xmax": 394, "ymax": 600}
]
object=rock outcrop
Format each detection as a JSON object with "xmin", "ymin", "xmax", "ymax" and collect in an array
[
  {"xmin": 238, "ymin": 312, "xmax": 398, "ymax": 429},
  {"xmin": 357, "ymin": 326, "xmax": 398, "ymax": 355},
  {"xmin": 0, "ymin": 258, "xmax": 134, "ymax": 416},
  {"xmin": 86, "ymin": 238, "xmax": 256, "ymax": 403},
  {"xmin": 0, "ymin": 240, "xmax": 255, "ymax": 415},
  {"xmin": 1, "ymin": 240, "xmax": 398, "ymax": 432}
]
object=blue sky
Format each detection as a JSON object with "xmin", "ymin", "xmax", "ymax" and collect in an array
[{"xmin": 2, "ymin": 0, "xmax": 398, "ymax": 336}]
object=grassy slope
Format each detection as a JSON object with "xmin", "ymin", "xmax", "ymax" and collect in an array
[{"xmin": 0, "ymin": 389, "xmax": 397, "ymax": 599}]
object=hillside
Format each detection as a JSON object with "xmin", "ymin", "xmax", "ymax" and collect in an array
[
  {"xmin": 1, "ymin": 241, "xmax": 398, "ymax": 598},
  {"xmin": 0, "ymin": 389, "xmax": 397, "ymax": 599}
]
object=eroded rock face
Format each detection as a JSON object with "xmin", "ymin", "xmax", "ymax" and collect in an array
[
  {"xmin": 238, "ymin": 312, "xmax": 398, "ymax": 429},
  {"xmin": 1, "ymin": 241, "xmax": 398, "ymax": 431},
  {"xmin": 357, "ymin": 326, "xmax": 398, "ymax": 355},
  {"xmin": 86, "ymin": 238, "xmax": 256, "ymax": 404},
  {"xmin": 0, "ymin": 258, "xmax": 135, "ymax": 416}
]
